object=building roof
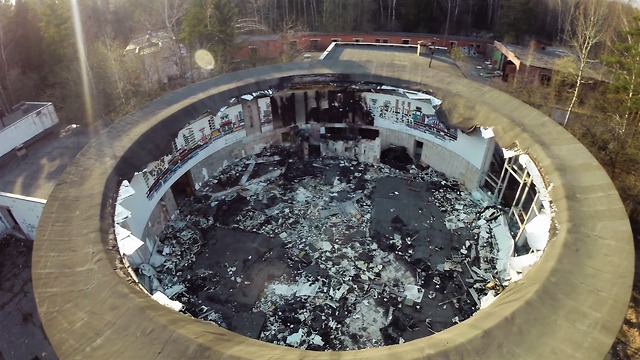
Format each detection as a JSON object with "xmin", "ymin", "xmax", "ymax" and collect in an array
[
  {"xmin": 125, "ymin": 30, "xmax": 175, "ymax": 55},
  {"xmin": 0, "ymin": 124, "xmax": 92, "ymax": 199},
  {"xmin": 32, "ymin": 57, "xmax": 633, "ymax": 359},
  {"xmin": 0, "ymin": 102, "xmax": 48, "ymax": 130},
  {"xmin": 321, "ymin": 43, "xmax": 463, "ymax": 77},
  {"xmin": 300, "ymin": 31, "xmax": 493, "ymax": 43},
  {"xmin": 236, "ymin": 34, "xmax": 282, "ymax": 43},
  {"xmin": 494, "ymin": 41, "xmax": 609, "ymax": 81}
]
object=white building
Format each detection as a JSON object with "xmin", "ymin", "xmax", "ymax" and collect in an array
[
  {"xmin": 124, "ymin": 30, "xmax": 187, "ymax": 85},
  {"xmin": 0, "ymin": 102, "xmax": 66, "ymax": 241}
]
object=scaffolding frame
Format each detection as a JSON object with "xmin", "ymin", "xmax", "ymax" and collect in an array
[{"xmin": 488, "ymin": 155, "xmax": 544, "ymax": 246}]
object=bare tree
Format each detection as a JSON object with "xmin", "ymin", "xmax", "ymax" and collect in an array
[
  {"xmin": 468, "ymin": 0, "xmax": 474, "ymax": 29},
  {"xmin": 555, "ymin": 0, "xmax": 565, "ymax": 42},
  {"xmin": 487, "ymin": 0, "xmax": 501, "ymax": 27},
  {"xmin": 302, "ymin": 0, "xmax": 307, "ymax": 25},
  {"xmin": 163, "ymin": 0, "xmax": 191, "ymax": 79},
  {"xmin": 444, "ymin": 0, "xmax": 451, "ymax": 36},
  {"xmin": 310, "ymin": 0, "xmax": 317, "ymax": 28},
  {"xmin": 453, "ymin": 0, "xmax": 460, "ymax": 28},
  {"xmin": 0, "ymin": 3, "xmax": 14, "ymax": 112},
  {"xmin": 163, "ymin": 0, "xmax": 190, "ymax": 35},
  {"xmin": 563, "ymin": 0, "xmax": 608, "ymax": 126},
  {"xmin": 102, "ymin": 34, "xmax": 126, "ymax": 109},
  {"xmin": 392, "ymin": 0, "xmax": 397, "ymax": 29},
  {"xmin": 487, "ymin": 0, "xmax": 494, "ymax": 26},
  {"xmin": 235, "ymin": 18, "xmax": 268, "ymax": 33},
  {"xmin": 561, "ymin": 0, "xmax": 579, "ymax": 43}
]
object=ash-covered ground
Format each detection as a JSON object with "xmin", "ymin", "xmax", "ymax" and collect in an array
[{"xmin": 141, "ymin": 145, "xmax": 507, "ymax": 351}]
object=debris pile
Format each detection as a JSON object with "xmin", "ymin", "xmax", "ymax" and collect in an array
[{"xmin": 139, "ymin": 145, "xmax": 518, "ymax": 350}]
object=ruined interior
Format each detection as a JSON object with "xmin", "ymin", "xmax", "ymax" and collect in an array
[{"xmin": 114, "ymin": 80, "xmax": 553, "ymax": 350}]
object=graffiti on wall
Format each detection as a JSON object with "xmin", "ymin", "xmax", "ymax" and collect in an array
[
  {"xmin": 365, "ymin": 93, "xmax": 457, "ymax": 141},
  {"xmin": 135, "ymin": 88, "xmax": 456, "ymax": 201},
  {"xmin": 143, "ymin": 104, "xmax": 246, "ymax": 199}
]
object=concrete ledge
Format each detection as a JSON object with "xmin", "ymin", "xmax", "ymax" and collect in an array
[{"xmin": 33, "ymin": 60, "xmax": 634, "ymax": 359}]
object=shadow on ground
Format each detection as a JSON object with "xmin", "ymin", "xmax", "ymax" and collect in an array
[
  {"xmin": 0, "ymin": 124, "xmax": 94, "ymax": 199},
  {"xmin": 0, "ymin": 235, "xmax": 57, "ymax": 360},
  {"xmin": 607, "ymin": 233, "xmax": 640, "ymax": 360}
]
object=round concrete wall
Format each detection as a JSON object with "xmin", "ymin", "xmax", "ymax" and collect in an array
[{"xmin": 32, "ymin": 60, "xmax": 633, "ymax": 359}]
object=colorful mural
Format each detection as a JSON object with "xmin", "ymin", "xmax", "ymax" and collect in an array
[
  {"xmin": 143, "ymin": 104, "xmax": 246, "ymax": 199},
  {"xmin": 365, "ymin": 93, "xmax": 457, "ymax": 141},
  {"xmin": 139, "ymin": 88, "xmax": 455, "ymax": 201}
]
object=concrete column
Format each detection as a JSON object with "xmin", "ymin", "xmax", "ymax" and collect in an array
[{"xmin": 242, "ymin": 99, "xmax": 261, "ymax": 136}]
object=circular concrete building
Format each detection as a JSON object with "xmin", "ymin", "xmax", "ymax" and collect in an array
[{"xmin": 32, "ymin": 46, "xmax": 633, "ymax": 359}]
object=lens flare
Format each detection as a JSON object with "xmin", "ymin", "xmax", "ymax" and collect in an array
[
  {"xmin": 194, "ymin": 49, "xmax": 215, "ymax": 70},
  {"xmin": 70, "ymin": 0, "xmax": 93, "ymax": 125}
]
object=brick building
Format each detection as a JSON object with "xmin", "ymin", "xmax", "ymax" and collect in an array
[{"xmin": 235, "ymin": 32, "xmax": 493, "ymax": 62}]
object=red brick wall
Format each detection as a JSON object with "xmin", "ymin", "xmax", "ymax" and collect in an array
[{"xmin": 234, "ymin": 33, "xmax": 493, "ymax": 60}]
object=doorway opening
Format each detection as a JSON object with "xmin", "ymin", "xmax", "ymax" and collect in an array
[
  {"xmin": 170, "ymin": 172, "xmax": 195, "ymax": 206},
  {"xmin": 414, "ymin": 140, "xmax": 424, "ymax": 161}
]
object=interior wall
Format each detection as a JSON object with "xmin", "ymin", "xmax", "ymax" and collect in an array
[
  {"xmin": 419, "ymin": 137, "xmax": 483, "ymax": 188},
  {"xmin": 189, "ymin": 129, "xmax": 287, "ymax": 189},
  {"xmin": 120, "ymin": 127, "xmax": 287, "ymax": 242},
  {"xmin": 379, "ymin": 128, "xmax": 484, "ymax": 189},
  {"xmin": 320, "ymin": 137, "xmax": 381, "ymax": 163},
  {"xmin": 140, "ymin": 190, "xmax": 178, "ymax": 256},
  {"xmin": 189, "ymin": 140, "xmax": 246, "ymax": 189},
  {"xmin": 119, "ymin": 129, "xmax": 246, "ymax": 238},
  {"xmin": 364, "ymin": 93, "xmax": 490, "ymax": 169}
]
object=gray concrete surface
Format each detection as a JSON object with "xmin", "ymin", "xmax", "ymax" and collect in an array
[
  {"xmin": 0, "ymin": 125, "xmax": 93, "ymax": 199},
  {"xmin": 32, "ymin": 57, "xmax": 633, "ymax": 359},
  {"xmin": 324, "ymin": 44, "xmax": 463, "ymax": 77},
  {"xmin": 454, "ymin": 57, "xmax": 502, "ymax": 85},
  {"xmin": 0, "ymin": 235, "xmax": 57, "ymax": 360}
]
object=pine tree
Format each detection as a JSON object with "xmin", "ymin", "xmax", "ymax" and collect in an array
[
  {"xmin": 180, "ymin": 0, "xmax": 238, "ymax": 71},
  {"xmin": 10, "ymin": 1, "xmax": 44, "ymax": 76},
  {"xmin": 600, "ymin": 14, "xmax": 640, "ymax": 181},
  {"xmin": 37, "ymin": 0, "xmax": 84, "ymax": 122},
  {"xmin": 39, "ymin": 0, "xmax": 74, "ymax": 76},
  {"xmin": 496, "ymin": 0, "xmax": 537, "ymax": 44}
]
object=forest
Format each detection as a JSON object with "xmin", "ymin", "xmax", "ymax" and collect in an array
[{"xmin": 0, "ymin": 0, "xmax": 631, "ymax": 125}]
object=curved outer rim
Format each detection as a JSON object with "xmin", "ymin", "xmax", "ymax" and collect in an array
[{"xmin": 32, "ymin": 60, "xmax": 634, "ymax": 360}]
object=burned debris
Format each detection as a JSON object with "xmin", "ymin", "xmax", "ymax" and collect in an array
[{"xmin": 135, "ymin": 145, "xmax": 533, "ymax": 351}]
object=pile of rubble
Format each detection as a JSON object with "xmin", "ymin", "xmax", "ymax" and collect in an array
[{"xmin": 140, "ymin": 145, "xmax": 515, "ymax": 350}]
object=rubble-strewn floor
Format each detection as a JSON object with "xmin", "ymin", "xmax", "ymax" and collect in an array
[
  {"xmin": 145, "ymin": 145, "xmax": 507, "ymax": 351},
  {"xmin": 0, "ymin": 235, "xmax": 57, "ymax": 360}
]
